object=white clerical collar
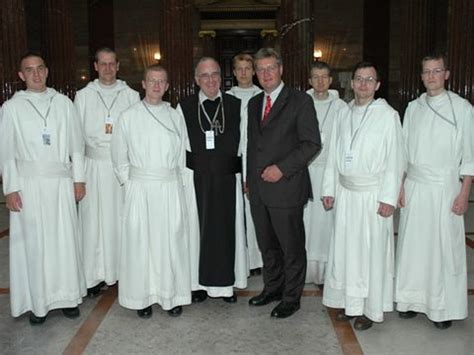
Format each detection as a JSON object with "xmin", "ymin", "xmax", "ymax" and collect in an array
[
  {"xmin": 199, "ymin": 90, "xmax": 222, "ymax": 104},
  {"xmin": 264, "ymin": 81, "xmax": 284, "ymax": 104},
  {"xmin": 426, "ymin": 90, "xmax": 447, "ymax": 103},
  {"xmin": 98, "ymin": 80, "xmax": 118, "ymax": 90}
]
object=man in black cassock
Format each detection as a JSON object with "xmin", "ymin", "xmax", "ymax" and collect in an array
[{"xmin": 177, "ymin": 57, "xmax": 247, "ymax": 303}]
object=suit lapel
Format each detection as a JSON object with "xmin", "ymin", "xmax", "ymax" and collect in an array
[{"xmin": 252, "ymin": 92, "xmax": 265, "ymax": 133}]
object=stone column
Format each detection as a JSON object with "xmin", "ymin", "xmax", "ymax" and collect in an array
[
  {"xmin": 260, "ymin": 30, "xmax": 278, "ymax": 49},
  {"xmin": 399, "ymin": 0, "xmax": 435, "ymax": 113},
  {"xmin": 160, "ymin": 0, "xmax": 194, "ymax": 105},
  {"xmin": 447, "ymin": 0, "xmax": 473, "ymax": 103},
  {"xmin": 279, "ymin": 0, "xmax": 313, "ymax": 90},
  {"xmin": 41, "ymin": 0, "xmax": 76, "ymax": 98},
  {"xmin": 0, "ymin": 0, "xmax": 27, "ymax": 104},
  {"xmin": 199, "ymin": 30, "xmax": 216, "ymax": 58}
]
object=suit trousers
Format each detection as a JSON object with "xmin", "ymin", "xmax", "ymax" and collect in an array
[{"xmin": 250, "ymin": 203, "xmax": 307, "ymax": 303}]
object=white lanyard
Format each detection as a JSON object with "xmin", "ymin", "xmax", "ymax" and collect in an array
[
  {"xmin": 26, "ymin": 95, "xmax": 55, "ymax": 128},
  {"xmin": 142, "ymin": 101, "xmax": 178, "ymax": 136},
  {"xmin": 425, "ymin": 93, "xmax": 457, "ymax": 128},
  {"xmin": 349, "ymin": 100, "xmax": 374, "ymax": 150},
  {"xmin": 198, "ymin": 99, "xmax": 225, "ymax": 136},
  {"xmin": 318, "ymin": 100, "xmax": 334, "ymax": 131},
  {"xmin": 97, "ymin": 90, "xmax": 120, "ymax": 117}
]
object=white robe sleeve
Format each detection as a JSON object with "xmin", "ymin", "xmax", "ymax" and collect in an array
[
  {"xmin": 321, "ymin": 111, "xmax": 340, "ymax": 199},
  {"xmin": 0, "ymin": 105, "xmax": 3, "ymax": 176},
  {"xmin": 377, "ymin": 111, "xmax": 404, "ymax": 207},
  {"xmin": 240, "ymin": 102, "xmax": 248, "ymax": 181},
  {"xmin": 110, "ymin": 113, "xmax": 129, "ymax": 185},
  {"xmin": 68, "ymin": 98, "xmax": 86, "ymax": 183},
  {"xmin": 0, "ymin": 103, "xmax": 22, "ymax": 195},
  {"xmin": 459, "ymin": 102, "xmax": 474, "ymax": 176}
]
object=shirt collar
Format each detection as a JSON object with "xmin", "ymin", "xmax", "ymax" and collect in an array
[
  {"xmin": 264, "ymin": 81, "xmax": 284, "ymax": 103},
  {"xmin": 199, "ymin": 90, "xmax": 222, "ymax": 104}
]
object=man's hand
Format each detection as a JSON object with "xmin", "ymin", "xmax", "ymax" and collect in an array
[
  {"xmin": 377, "ymin": 202, "xmax": 395, "ymax": 217},
  {"xmin": 261, "ymin": 165, "xmax": 283, "ymax": 183},
  {"xmin": 397, "ymin": 186, "xmax": 405, "ymax": 208},
  {"xmin": 6, "ymin": 192, "xmax": 22, "ymax": 212},
  {"xmin": 322, "ymin": 196, "xmax": 334, "ymax": 210},
  {"xmin": 452, "ymin": 192, "xmax": 469, "ymax": 215},
  {"xmin": 74, "ymin": 183, "xmax": 86, "ymax": 202}
]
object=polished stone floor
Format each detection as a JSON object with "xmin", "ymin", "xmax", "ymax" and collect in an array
[{"xmin": 0, "ymin": 186, "xmax": 473, "ymax": 354}]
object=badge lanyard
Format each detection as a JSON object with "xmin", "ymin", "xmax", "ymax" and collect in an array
[
  {"xmin": 97, "ymin": 91, "xmax": 120, "ymax": 134},
  {"xmin": 349, "ymin": 100, "xmax": 374, "ymax": 150},
  {"xmin": 198, "ymin": 99, "xmax": 225, "ymax": 150},
  {"xmin": 26, "ymin": 95, "xmax": 55, "ymax": 145},
  {"xmin": 142, "ymin": 101, "xmax": 178, "ymax": 137},
  {"xmin": 318, "ymin": 100, "xmax": 334, "ymax": 132},
  {"xmin": 425, "ymin": 93, "xmax": 457, "ymax": 129}
]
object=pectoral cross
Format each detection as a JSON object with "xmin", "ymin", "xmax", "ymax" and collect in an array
[{"xmin": 211, "ymin": 120, "xmax": 222, "ymax": 136}]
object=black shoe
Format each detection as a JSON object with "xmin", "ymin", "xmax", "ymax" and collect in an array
[
  {"xmin": 223, "ymin": 293, "xmax": 237, "ymax": 303},
  {"xmin": 270, "ymin": 301, "xmax": 300, "ymax": 318},
  {"xmin": 137, "ymin": 306, "xmax": 153, "ymax": 319},
  {"xmin": 249, "ymin": 291, "xmax": 282, "ymax": 306},
  {"xmin": 62, "ymin": 307, "xmax": 80, "ymax": 319},
  {"xmin": 29, "ymin": 312, "xmax": 47, "ymax": 325},
  {"xmin": 167, "ymin": 306, "xmax": 183, "ymax": 317},
  {"xmin": 335, "ymin": 310, "xmax": 354, "ymax": 321},
  {"xmin": 191, "ymin": 290, "xmax": 208, "ymax": 303},
  {"xmin": 87, "ymin": 281, "xmax": 106, "ymax": 298},
  {"xmin": 433, "ymin": 320, "xmax": 452, "ymax": 330},
  {"xmin": 354, "ymin": 316, "xmax": 373, "ymax": 331},
  {"xmin": 399, "ymin": 311, "xmax": 418, "ymax": 319},
  {"xmin": 250, "ymin": 268, "xmax": 262, "ymax": 276}
]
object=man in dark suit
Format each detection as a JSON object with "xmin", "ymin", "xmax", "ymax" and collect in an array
[{"xmin": 247, "ymin": 48, "xmax": 321, "ymax": 318}]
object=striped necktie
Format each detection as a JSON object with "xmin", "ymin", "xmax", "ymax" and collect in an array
[{"xmin": 262, "ymin": 95, "xmax": 272, "ymax": 122}]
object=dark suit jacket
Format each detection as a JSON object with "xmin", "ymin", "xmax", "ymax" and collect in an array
[{"xmin": 247, "ymin": 85, "xmax": 321, "ymax": 208}]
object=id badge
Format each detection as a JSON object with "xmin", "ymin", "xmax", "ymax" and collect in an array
[
  {"xmin": 205, "ymin": 130, "xmax": 215, "ymax": 150},
  {"xmin": 42, "ymin": 128, "xmax": 51, "ymax": 145},
  {"xmin": 344, "ymin": 151, "xmax": 354, "ymax": 168},
  {"xmin": 105, "ymin": 116, "xmax": 114, "ymax": 134}
]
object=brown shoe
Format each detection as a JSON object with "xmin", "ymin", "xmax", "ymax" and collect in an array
[
  {"xmin": 354, "ymin": 316, "xmax": 373, "ymax": 331},
  {"xmin": 335, "ymin": 310, "xmax": 354, "ymax": 321}
]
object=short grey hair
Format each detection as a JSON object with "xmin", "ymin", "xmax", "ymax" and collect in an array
[
  {"xmin": 253, "ymin": 48, "xmax": 283, "ymax": 66},
  {"xmin": 194, "ymin": 57, "xmax": 221, "ymax": 76}
]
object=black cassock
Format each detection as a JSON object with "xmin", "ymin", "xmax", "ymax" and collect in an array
[{"xmin": 180, "ymin": 93, "xmax": 241, "ymax": 286}]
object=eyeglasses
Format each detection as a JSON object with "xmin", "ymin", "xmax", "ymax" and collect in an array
[
  {"xmin": 353, "ymin": 76, "xmax": 377, "ymax": 84},
  {"xmin": 255, "ymin": 64, "xmax": 279, "ymax": 74},
  {"xmin": 198, "ymin": 72, "xmax": 220, "ymax": 81},
  {"xmin": 421, "ymin": 68, "xmax": 445, "ymax": 76},
  {"xmin": 146, "ymin": 79, "xmax": 167, "ymax": 85}
]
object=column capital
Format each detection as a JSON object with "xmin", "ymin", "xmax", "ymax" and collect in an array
[
  {"xmin": 199, "ymin": 30, "xmax": 216, "ymax": 38},
  {"xmin": 260, "ymin": 29, "xmax": 278, "ymax": 38}
]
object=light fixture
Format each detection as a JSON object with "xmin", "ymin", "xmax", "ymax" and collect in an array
[
  {"xmin": 154, "ymin": 52, "xmax": 161, "ymax": 62},
  {"xmin": 313, "ymin": 49, "xmax": 322, "ymax": 61}
]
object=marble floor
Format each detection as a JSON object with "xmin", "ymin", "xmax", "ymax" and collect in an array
[{"xmin": 0, "ymin": 186, "xmax": 473, "ymax": 355}]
